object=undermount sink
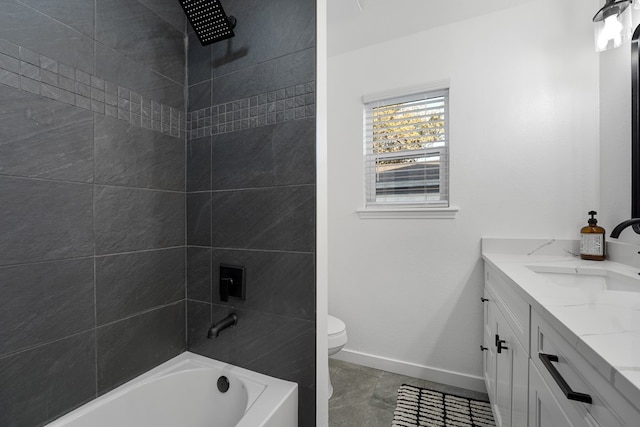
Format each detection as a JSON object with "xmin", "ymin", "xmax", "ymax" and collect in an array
[{"xmin": 527, "ymin": 265, "xmax": 640, "ymax": 293}]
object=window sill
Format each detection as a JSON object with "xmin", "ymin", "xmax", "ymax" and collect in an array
[{"xmin": 356, "ymin": 206, "xmax": 459, "ymax": 219}]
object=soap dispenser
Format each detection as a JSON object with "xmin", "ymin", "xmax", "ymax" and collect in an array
[{"xmin": 580, "ymin": 211, "xmax": 605, "ymax": 261}]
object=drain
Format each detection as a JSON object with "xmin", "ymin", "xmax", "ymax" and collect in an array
[{"xmin": 217, "ymin": 376, "xmax": 230, "ymax": 393}]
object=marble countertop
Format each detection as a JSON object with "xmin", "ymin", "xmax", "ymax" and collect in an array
[{"xmin": 482, "ymin": 238, "xmax": 640, "ymax": 411}]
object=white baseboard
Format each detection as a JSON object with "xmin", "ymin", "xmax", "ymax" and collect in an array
[{"xmin": 331, "ymin": 349, "xmax": 487, "ymax": 394}]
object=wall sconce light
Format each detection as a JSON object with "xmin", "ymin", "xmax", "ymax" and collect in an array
[{"xmin": 593, "ymin": 0, "xmax": 633, "ymax": 51}]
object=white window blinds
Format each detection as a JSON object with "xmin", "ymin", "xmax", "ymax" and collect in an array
[{"xmin": 364, "ymin": 89, "xmax": 449, "ymax": 207}]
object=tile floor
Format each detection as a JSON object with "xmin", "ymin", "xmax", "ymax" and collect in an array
[{"xmin": 328, "ymin": 358, "xmax": 490, "ymax": 427}]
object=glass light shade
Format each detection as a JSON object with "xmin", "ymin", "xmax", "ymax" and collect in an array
[{"xmin": 593, "ymin": 0, "xmax": 632, "ymax": 52}]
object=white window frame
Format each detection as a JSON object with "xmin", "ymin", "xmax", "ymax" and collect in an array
[{"xmin": 358, "ymin": 81, "xmax": 458, "ymax": 219}]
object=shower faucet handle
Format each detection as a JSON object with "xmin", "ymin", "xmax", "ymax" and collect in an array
[{"xmin": 220, "ymin": 278, "xmax": 232, "ymax": 302}]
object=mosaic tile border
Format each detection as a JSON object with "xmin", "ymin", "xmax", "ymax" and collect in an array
[
  {"xmin": 0, "ymin": 39, "xmax": 185, "ymax": 140},
  {"xmin": 187, "ymin": 81, "xmax": 315, "ymax": 141}
]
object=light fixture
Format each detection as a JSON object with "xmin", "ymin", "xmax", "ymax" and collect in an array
[{"xmin": 593, "ymin": 0, "xmax": 633, "ymax": 52}]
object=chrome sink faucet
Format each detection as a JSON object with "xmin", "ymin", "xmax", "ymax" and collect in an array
[{"xmin": 610, "ymin": 218, "xmax": 640, "ymax": 238}]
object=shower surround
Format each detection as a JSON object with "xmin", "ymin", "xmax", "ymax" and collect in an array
[
  {"xmin": 0, "ymin": 0, "xmax": 317, "ymax": 426},
  {"xmin": 184, "ymin": 0, "xmax": 317, "ymax": 425}
]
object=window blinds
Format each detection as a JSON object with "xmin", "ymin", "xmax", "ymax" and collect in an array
[{"xmin": 364, "ymin": 89, "xmax": 449, "ymax": 207}]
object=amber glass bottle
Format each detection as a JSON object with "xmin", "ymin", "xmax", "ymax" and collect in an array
[{"xmin": 580, "ymin": 211, "xmax": 605, "ymax": 261}]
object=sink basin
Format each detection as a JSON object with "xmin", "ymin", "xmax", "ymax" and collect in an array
[{"xmin": 527, "ymin": 265, "xmax": 640, "ymax": 293}]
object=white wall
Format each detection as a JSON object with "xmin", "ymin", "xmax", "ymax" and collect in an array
[{"xmin": 327, "ymin": 0, "xmax": 600, "ymax": 390}]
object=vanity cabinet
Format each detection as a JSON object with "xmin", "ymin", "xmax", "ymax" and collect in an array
[
  {"xmin": 483, "ymin": 260, "xmax": 640, "ymax": 427},
  {"xmin": 483, "ymin": 266, "xmax": 528, "ymax": 427}
]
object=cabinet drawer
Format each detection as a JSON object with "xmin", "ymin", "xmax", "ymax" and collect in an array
[
  {"xmin": 531, "ymin": 309, "xmax": 639, "ymax": 427},
  {"xmin": 485, "ymin": 264, "xmax": 530, "ymax": 353}
]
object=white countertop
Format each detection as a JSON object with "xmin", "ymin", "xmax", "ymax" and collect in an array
[{"xmin": 482, "ymin": 238, "xmax": 640, "ymax": 411}]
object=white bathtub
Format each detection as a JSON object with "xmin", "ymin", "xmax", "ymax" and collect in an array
[{"xmin": 45, "ymin": 352, "xmax": 298, "ymax": 427}]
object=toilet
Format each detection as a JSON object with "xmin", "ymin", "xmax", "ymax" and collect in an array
[{"xmin": 327, "ymin": 314, "xmax": 348, "ymax": 399}]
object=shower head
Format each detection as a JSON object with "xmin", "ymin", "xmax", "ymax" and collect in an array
[{"xmin": 179, "ymin": 0, "xmax": 237, "ymax": 45}]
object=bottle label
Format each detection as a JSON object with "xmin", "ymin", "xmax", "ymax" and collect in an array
[{"xmin": 580, "ymin": 233, "xmax": 604, "ymax": 256}]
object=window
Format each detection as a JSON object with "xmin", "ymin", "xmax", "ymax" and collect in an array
[{"xmin": 363, "ymin": 88, "xmax": 450, "ymax": 214}]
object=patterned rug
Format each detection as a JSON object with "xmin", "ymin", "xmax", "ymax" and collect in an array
[{"xmin": 392, "ymin": 384, "xmax": 496, "ymax": 427}]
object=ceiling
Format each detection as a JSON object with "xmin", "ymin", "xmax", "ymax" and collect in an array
[{"xmin": 327, "ymin": 0, "xmax": 536, "ymax": 56}]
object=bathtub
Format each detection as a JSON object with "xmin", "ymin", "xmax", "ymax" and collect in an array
[{"xmin": 45, "ymin": 352, "xmax": 298, "ymax": 427}]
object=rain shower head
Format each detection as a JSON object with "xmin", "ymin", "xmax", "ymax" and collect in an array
[{"xmin": 179, "ymin": 0, "xmax": 237, "ymax": 45}]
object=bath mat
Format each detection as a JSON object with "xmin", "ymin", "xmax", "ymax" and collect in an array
[{"xmin": 391, "ymin": 384, "xmax": 495, "ymax": 427}]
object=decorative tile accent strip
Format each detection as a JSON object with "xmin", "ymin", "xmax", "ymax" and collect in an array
[
  {"xmin": 0, "ymin": 39, "xmax": 185, "ymax": 141},
  {"xmin": 186, "ymin": 81, "xmax": 316, "ymax": 140}
]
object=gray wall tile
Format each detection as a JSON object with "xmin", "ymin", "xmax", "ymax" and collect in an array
[
  {"xmin": 189, "ymin": 305, "xmax": 315, "ymax": 388},
  {"xmin": 187, "ymin": 247, "xmax": 212, "ymax": 302},
  {"xmin": 212, "ymin": 48, "xmax": 315, "ymax": 105},
  {"xmin": 17, "ymin": 0, "xmax": 95, "ymax": 38},
  {"xmin": 0, "ymin": 84, "xmax": 93, "ymax": 183},
  {"xmin": 211, "ymin": 0, "xmax": 315, "ymax": 77},
  {"xmin": 96, "ymin": 248, "xmax": 186, "ymax": 325},
  {"xmin": 0, "ymin": 177, "xmax": 93, "ymax": 266},
  {"xmin": 187, "ymin": 192, "xmax": 212, "ymax": 247},
  {"xmin": 95, "ymin": 43, "xmax": 185, "ymax": 110},
  {"xmin": 211, "ymin": 186, "xmax": 315, "ymax": 252},
  {"xmin": 95, "ymin": 115, "xmax": 185, "ymax": 191},
  {"xmin": 211, "ymin": 249, "xmax": 314, "ymax": 320},
  {"xmin": 186, "ymin": 300, "xmax": 211, "ymax": 349},
  {"xmin": 188, "ymin": 79, "xmax": 212, "ymax": 112},
  {"xmin": 0, "ymin": 1, "xmax": 188, "ymax": 424},
  {"xmin": 94, "ymin": 185, "xmax": 185, "ymax": 255},
  {"xmin": 0, "ymin": 332, "xmax": 96, "ymax": 427},
  {"xmin": 187, "ymin": 136, "xmax": 212, "ymax": 192},
  {"xmin": 211, "ymin": 118, "xmax": 315, "ymax": 189},
  {"xmin": 137, "ymin": 0, "xmax": 187, "ymax": 33},
  {"xmin": 187, "ymin": 31, "xmax": 212, "ymax": 85},
  {"xmin": 96, "ymin": 0, "xmax": 184, "ymax": 83},
  {"xmin": 97, "ymin": 302, "xmax": 185, "ymax": 394},
  {"xmin": 0, "ymin": 258, "xmax": 94, "ymax": 357},
  {"xmin": 0, "ymin": 0, "xmax": 94, "ymax": 73}
]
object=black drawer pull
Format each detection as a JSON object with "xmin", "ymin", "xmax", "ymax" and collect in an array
[{"xmin": 539, "ymin": 353, "xmax": 592, "ymax": 404}]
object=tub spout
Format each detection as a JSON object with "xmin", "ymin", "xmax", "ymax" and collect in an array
[{"xmin": 207, "ymin": 313, "xmax": 238, "ymax": 338}]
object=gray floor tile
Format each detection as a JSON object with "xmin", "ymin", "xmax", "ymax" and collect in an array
[
  {"xmin": 360, "ymin": 404, "xmax": 395, "ymax": 427},
  {"xmin": 328, "ymin": 360, "xmax": 489, "ymax": 427},
  {"xmin": 370, "ymin": 371, "xmax": 426, "ymax": 411},
  {"xmin": 330, "ymin": 358, "xmax": 382, "ymax": 378},
  {"xmin": 329, "ymin": 367, "xmax": 379, "ymax": 409}
]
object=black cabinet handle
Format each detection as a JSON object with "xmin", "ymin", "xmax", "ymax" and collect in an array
[
  {"xmin": 480, "ymin": 345, "xmax": 488, "ymax": 352},
  {"xmin": 539, "ymin": 353, "xmax": 592, "ymax": 404},
  {"xmin": 497, "ymin": 338, "xmax": 508, "ymax": 354},
  {"xmin": 481, "ymin": 297, "xmax": 489, "ymax": 302}
]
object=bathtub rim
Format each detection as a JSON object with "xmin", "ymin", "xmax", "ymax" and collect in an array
[{"xmin": 44, "ymin": 351, "xmax": 298, "ymax": 427}]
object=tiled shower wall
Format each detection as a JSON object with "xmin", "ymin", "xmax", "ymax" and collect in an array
[
  {"xmin": 0, "ymin": 1, "xmax": 186, "ymax": 425},
  {"xmin": 185, "ymin": 0, "xmax": 317, "ymax": 425}
]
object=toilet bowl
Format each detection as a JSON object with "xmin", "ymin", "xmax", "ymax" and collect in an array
[{"xmin": 328, "ymin": 315, "xmax": 347, "ymax": 399}]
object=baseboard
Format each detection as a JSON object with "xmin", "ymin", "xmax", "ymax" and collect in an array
[{"xmin": 331, "ymin": 349, "xmax": 487, "ymax": 394}]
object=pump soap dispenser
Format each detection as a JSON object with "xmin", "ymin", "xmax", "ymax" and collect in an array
[{"xmin": 580, "ymin": 211, "xmax": 605, "ymax": 261}]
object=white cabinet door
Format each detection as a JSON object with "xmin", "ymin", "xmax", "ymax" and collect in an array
[
  {"xmin": 483, "ymin": 290, "xmax": 497, "ymax": 406},
  {"xmin": 488, "ymin": 297, "xmax": 528, "ymax": 427},
  {"xmin": 529, "ymin": 360, "xmax": 580, "ymax": 427},
  {"xmin": 484, "ymin": 285, "xmax": 528, "ymax": 427}
]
